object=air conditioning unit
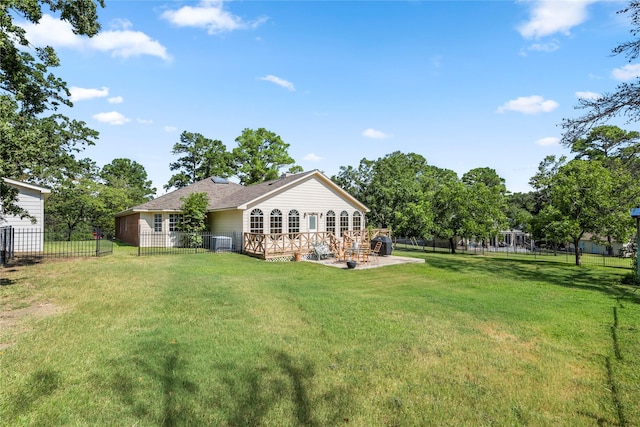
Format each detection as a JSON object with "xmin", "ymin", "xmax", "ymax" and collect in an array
[{"xmin": 211, "ymin": 236, "xmax": 233, "ymax": 252}]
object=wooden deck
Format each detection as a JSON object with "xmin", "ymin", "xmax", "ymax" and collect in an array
[{"xmin": 243, "ymin": 229, "xmax": 390, "ymax": 260}]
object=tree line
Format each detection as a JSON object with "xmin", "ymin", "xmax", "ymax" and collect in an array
[
  {"xmin": 333, "ymin": 123, "xmax": 640, "ymax": 266},
  {"xmin": 4, "ymin": 1, "xmax": 640, "ymax": 267}
]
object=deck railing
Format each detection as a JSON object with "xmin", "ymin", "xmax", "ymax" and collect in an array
[
  {"xmin": 243, "ymin": 231, "xmax": 337, "ymax": 259},
  {"xmin": 242, "ymin": 229, "xmax": 390, "ymax": 259}
]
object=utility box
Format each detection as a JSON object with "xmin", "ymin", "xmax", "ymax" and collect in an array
[{"xmin": 211, "ymin": 236, "xmax": 232, "ymax": 252}]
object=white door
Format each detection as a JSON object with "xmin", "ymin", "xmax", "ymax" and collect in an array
[{"xmin": 308, "ymin": 215, "xmax": 318, "ymax": 233}]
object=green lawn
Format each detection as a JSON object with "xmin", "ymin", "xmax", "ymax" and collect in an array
[{"xmin": 1, "ymin": 246, "xmax": 639, "ymax": 426}]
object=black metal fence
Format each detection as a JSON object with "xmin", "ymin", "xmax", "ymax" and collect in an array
[
  {"xmin": 1, "ymin": 226, "xmax": 14, "ymax": 266},
  {"xmin": 0, "ymin": 226, "xmax": 113, "ymax": 266},
  {"xmin": 393, "ymin": 237, "xmax": 633, "ymax": 269},
  {"xmin": 137, "ymin": 231, "xmax": 243, "ymax": 256}
]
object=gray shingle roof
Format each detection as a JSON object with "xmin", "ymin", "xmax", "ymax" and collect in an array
[
  {"xmin": 121, "ymin": 176, "xmax": 245, "ymax": 213},
  {"xmin": 116, "ymin": 170, "xmax": 328, "ymax": 216}
]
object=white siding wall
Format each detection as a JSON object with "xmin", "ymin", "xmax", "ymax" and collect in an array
[
  {"xmin": 1, "ymin": 184, "xmax": 47, "ymax": 252},
  {"xmin": 2, "ymin": 186, "xmax": 45, "ymax": 229},
  {"xmin": 209, "ymin": 210, "xmax": 242, "ymax": 233},
  {"xmin": 242, "ymin": 177, "xmax": 364, "ymax": 234}
]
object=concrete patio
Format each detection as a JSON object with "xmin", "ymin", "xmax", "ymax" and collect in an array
[{"xmin": 308, "ymin": 254, "xmax": 425, "ymax": 269}]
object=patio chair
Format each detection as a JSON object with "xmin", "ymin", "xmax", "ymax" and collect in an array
[
  {"xmin": 370, "ymin": 241, "xmax": 383, "ymax": 263},
  {"xmin": 335, "ymin": 245, "xmax": 347, "ymax": 263},
  {"xmin": 312, "ymin": 241, "xmax": 331, "ymax": 260},
  {"xmin": 359, "ymin": 249, "xmax": 369, "ymax": 264}
]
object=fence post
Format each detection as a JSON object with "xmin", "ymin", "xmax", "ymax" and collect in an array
[{"xmin": 95, "ymin": 227, "xmax": 100, "ymax": 257}]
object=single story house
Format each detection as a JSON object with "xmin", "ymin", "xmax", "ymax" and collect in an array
[
  {"xmin": 115, "ymin": 170, "xmax": 370, "ymax": 259},
  {"xmin": 1, "ymin": 178, "xmax": 51, "ymax": 252}
]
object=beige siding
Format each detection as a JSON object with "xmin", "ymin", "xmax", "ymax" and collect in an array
[
  {"xmin": 209, "ymin": 210, "xmax": 242, "ymax": 233},
  {"xmin": 139, "ymin": 213, "xmax": 155, "ymax": 233},
  {"xmin": 243, "ymin": 176, "xmax": 364, "ymax": 234}
]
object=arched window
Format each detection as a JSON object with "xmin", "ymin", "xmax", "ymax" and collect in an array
[
  {"xmin": 250, "ymin": 209, "xmax": 263, "ymax": 233},
  {"xmin": 340, "ymin": 211, "xmax": 349, "ymax": 237},
  {"xmin": 288, "ymin": 210, "xmax": 300, "ymax": 234},
  {"xmin": 326, "ymin": 210, "xmax": 335, "ymax": 236},
  {"xmin": 270, "ymin": 209, "xmax": 283, "ymax": 235},
  {"xmin": 353, "ymin": 211, "xmax": 362, "ymax": 230}
]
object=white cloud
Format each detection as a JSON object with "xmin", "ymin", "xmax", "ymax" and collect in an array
[
  {"xmin": 575, "ymin": 91, "xmax": 601, "ymax": 100},
  {"xmin": 20, "ymin": 14, "xmax": 170, "ymax": 61},
  {"xmin": 304, "ymin": 153, "xmax": 322, "ymax": 162},
  {"xmin": 612, "ymin": 63, "xmax": 640, "ymax": 81},
  {"xmin": 108, "ymin": 96, "xmax": 124, "ymax": 104},
  {"xmin": 259, "ymin": 75, "xmax": 295, "ymax": 91},
  {"xmin": 93, "ymin": 111, "xmax": 130, "ymax": 125},
  {"xmin": 164, "ymin": 126, "xmax": 178, "ymax": 132},
  {"xmin": 162, "ymin": 0, "xmax": 267, "ymax": 35},
  {"xmin": 528, "ymin": 40, "xmax": 560, "ymax": 52},
  {"xmin": 497, "ymin": 95, "xmax": 559, "ymax": 114},
  {"xmin": 362, "ymin": 128, "xmax": 392, "ymax": 139},
  {"xmin": 535, "ymin": 136, "xmax": 560, "ymax": 146},
  {"xmin": 91, "ymin": 29, "xmax": 170, "ymax": 60},
  {"xmin": 69, "ymin": 86, "xmax": 109, "ymax": 102},
  {"xmin": 20, "ymin": 14, "xmax": 84, "ymax": 48},
  {"xmin": 518, "ymin": 0, "xmax": 596, "ymax": 39},
  {"xmin": 137, "ymin": 118, "xmax": 153, "ymax": 125}
]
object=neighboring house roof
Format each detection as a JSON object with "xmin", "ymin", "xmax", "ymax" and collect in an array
[
  {"xmin": 115, "ymin": 170, "xmax": 369, "ymax": 217},
  {"xmin": 3, "ymin": 178, "xmax": 51, "ymax": 196}
]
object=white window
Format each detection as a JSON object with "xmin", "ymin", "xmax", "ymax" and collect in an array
[
  {"xmin": 250, "ymin": 209, "xmax": 263, "ymax": 233},
  {"xmin": 326, "ymin": 210, "xmax": 335, "ymax": 235},
  {"xmin": 270, "ymin": 209, "xmax": 283, "ymax": 235},
  {"xmin": 169, "ymin": 214, "xmax": 182, "ymax": 232},
  {"xmin": 340, "ymin": 211, "xmax": 349, "ymax": 237},
  {"xmin": 154, "ymin": 214, "xmax": 162, "ymax": 232},
  {"xmin": 353, "ymin": 211, "xmax": 362, "ymax": 230},
  {"xmin": 288, "ymin": 210, "xmax": 300, "ymax": 234}
]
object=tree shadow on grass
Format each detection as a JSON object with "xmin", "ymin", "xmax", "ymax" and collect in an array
[
  {"xmin": 213, "ymin": 350, "xmax": 352, "ymax": 426},
  {"xmin": 423, "ymin": 254, "xmax": 640, "ymax": 306},
  {"xmin": 98, "ymin": 338, "xmax": 352, "ymax": 425},
  {"xmin": 3, "ymin": 369, "xmax": 61, "ymax": 422},
  {"xmin": 97, "ymin": 339, "xmax": 198, "ymax": 426}
]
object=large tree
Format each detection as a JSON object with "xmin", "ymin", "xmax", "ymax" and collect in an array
[
  {"xmin": 562, "ymin": 2, "xmax": 640, "ymax": 143},
  {"xmin": 165, "ymin": 131, "xmax": 232, "ymax": 190},
  {"xmin": 0, "ymin": 0, "xmax": 103, "ymax": 220},
  {"xmin": 231, "ymin": 128, "xmax": 301, "ymax": 185},
  {"xmin": 367, "ymin": 152, "xmax": 429, "ymax": 233},
  {"xmin": 331, "ymin": 159, "xmax": 375, "ymax": 204},
  {"xmin": 426, "ymin": 166, "xmax": 466, "ymax": 253},
  {"xmin": 45, "ymin": 158, "xmax": 108, "ymax": 240},
  {"xmin": 568, "ymin": 125, "xmax": 640, "ymax": 177},
  {"xmin": 101, "ymin": 158, "xmax": 156, "ymax": 205},
  {"xmin": 459, "ymin": 167, "xmax": 509, "ymax": 247},
  {"xmin": 530, "ymin": 157, "xmax": 632, "ymax": 265}
]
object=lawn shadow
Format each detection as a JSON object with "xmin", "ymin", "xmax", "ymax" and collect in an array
[
  {"xmin": 213, "ymin": 350, "xmax": 352, "ymax": 426},
  {"xmin": 423, "ymin": 254, "xmax": 640, "ymax": 306},
  {"xmin": 2, "ymin": 369, "xmax": 61, "ymax": 421},
  {"xmin": 98, "ymin": 341, "xmax": 352, "ymax": 425},
  {"xmin": 98, "ymin": 339, "xmax": 198, "ymax": 425},
  {"xmin": 1, "ymin": 264, "xmax": 32, "ymax": 286}
]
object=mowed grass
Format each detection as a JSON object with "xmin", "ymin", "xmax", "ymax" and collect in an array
[{"xmin": 1, "ymin": 246, "xmax": 639, "ymax": 426}]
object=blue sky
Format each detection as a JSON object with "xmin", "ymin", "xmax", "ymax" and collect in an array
[{"xmin": 19, "ymin": 0, "xmax": 640, "ymax": 195}]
